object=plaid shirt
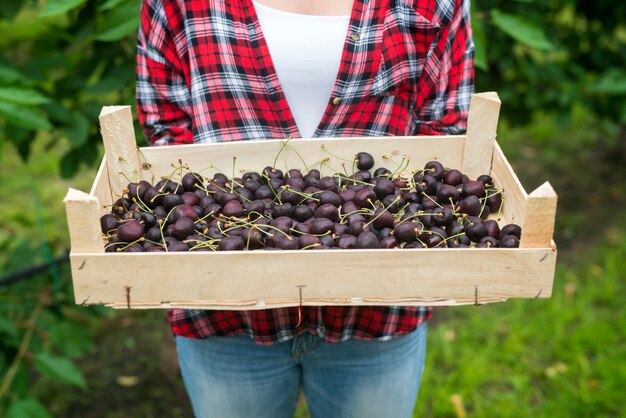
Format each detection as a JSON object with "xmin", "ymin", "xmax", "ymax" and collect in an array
[{"xmin": 136, "ymin": 0, "xmax": 474, "ymax": 344}]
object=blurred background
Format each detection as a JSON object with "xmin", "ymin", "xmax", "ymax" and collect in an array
[{"xmin": 0, "ymin": 0, "xmax": 625, "ymax": 417}]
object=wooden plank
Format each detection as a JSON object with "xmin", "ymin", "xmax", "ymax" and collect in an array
[
  {"xmin": 89, "ymin": 155, "xmax": 113, "ymax": 217},
  {"xmin": 99, "ymin": 106, "xmax": 140, "ymax": 198},
  {"xmin": 463, "ymin": 92, "xmax": 501, "ymax": 179},
  {"xmin": 521, "ymin": 182, "xmax": 558, "ymax": 248},
  {"xmin": 70, "ymin": 247, "xmax": 555, "ymax": 309},
  {"xmin": 64, "ymin": 188, "xmax": 104, "ymax": 254},
  {"xmin": 490, "ymin": 142, "xmax": 528, "ymax": 226},
  {"xmin": 136, "ymin": 136, "xmax": 466, "ymax": 183},
  {"xmin": 102, "ymin": 297, "xmax": 510, "ymax": 310}
]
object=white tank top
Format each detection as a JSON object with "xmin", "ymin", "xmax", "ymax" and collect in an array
[{"xmin": 252, "ymin": 1, "xmax": 350, "ymax": 138}]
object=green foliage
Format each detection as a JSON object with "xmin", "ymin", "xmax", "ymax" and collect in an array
[
  {"xmin": 34, "ymin": 352, "xmax": 88, "ymax": 389},
  {"xmin": 8, "ymin": 398, "xmax": 53, "ymax": 418},
  {"xmin": 472, "ymin": 0, "xmax": 626, "ymax": 129},
  {"xmin": 0, "ymin": 0, "xmax": 140, "ymax": 175}
]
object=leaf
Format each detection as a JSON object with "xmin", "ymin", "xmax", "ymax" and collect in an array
[
  {"xmin": 60, "ymin": 148, "xmax": 82, "ymax": 179},
  {"xmin": 0, "ymin": 64, "xmax": 24, "ymax": 84},
  {"xmin": 0, "ymin": 87, "xmax": 51, "ymax": 105},
  {"xmin": 34, "ymin": 352, "xmax": 87, "ymax": 389},
  {"xmin": 490, "ymin": 9, "xmax": 553, "ymax": 50},
  {"xmin": 8, "ymin": 398, "xmax": 53, "ymax": 418},
  {"xmin": 48, "ymin": 321, "xmax": 93, "ymax": 359},
  {"xmin": 0, "ymin": 316, "xmax": 19, "ymax": 339},
  {"xmin": 39, "ymin": 0, "xmax": 87, "ymax": 17},
  {"xmin": 3, "ymin": 238, "xmax": 40, "ymax": 278},
  {"xmin": 63, "ymin": 111, "xmax": 90, "ymax": 147},
  {"xmin": 471, "ymin": 17, "xmax": 488, "ymax": 71},
  {"xmin": 84, "ymin": 76, "xmax": 130, "ymax": 95},
  {"xmin": 43, "ymin": 102, "xmax": 74, "ymax": 124},
  {"xmin": 0, "ymin": 102, "xmax": 52, "ymax": 130},
  {"xmin": 95, "ymin": 0, "xmax": 141, "ymax": 41},
  {"xmin": 588, "ymin": 69, "xmax": 626, "ymax": 95},
  {"xmin": 0, "ymin": 2, "xmax": 24, "ymax": 20},
  {"xmin": 95, "ymin": 17, "xmax": 139, "ymax": 42},
  {"xmin": 98, "ymin": 0, "xmax": 128, "ymax": 11}
]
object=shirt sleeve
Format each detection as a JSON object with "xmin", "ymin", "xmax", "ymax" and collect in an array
[
  {"xmin": 412, "ymin": 0, "xmax": 475, "ymax": 136},
  {"xmin": 136, "ymin": 0, "xmax": 194, "ymax": 146}
]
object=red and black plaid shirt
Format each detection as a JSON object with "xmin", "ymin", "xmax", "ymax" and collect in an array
[{"xmin": 136, "ymin": 0, "xmax": 474, "ymax": 344}]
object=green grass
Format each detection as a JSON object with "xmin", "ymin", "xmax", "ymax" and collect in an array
[{"xmin": 415, "ymin": 235, "xmax": 626, "ymax": 417}]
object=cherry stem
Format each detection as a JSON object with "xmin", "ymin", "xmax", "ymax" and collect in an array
[
  {"xmin": 321, "ymin": 144, "xmax": 354, "ymax": 163},
  {"xmin": 284, "ymin": 143, "xmax": 311, "ymax": 172},
  {"xmin": 421, "ymin": 192, "xmax": 444, "ymax": 209},
  {"xmin": 300, "ymin": 243, "xmax": 322, "ymax": 250}
]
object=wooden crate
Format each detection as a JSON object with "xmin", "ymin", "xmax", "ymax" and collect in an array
[{"xmin": 64, "ymin": 92, "xmax": 557, "ymax": 309}]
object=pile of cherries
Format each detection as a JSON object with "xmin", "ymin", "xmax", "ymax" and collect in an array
[{"xmin": 100, "ymin": 152, "xmax": 522, "ymax": 252}]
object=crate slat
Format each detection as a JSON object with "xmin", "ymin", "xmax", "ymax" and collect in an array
[
  {"xmin": 521, "ymin": 182, "xmax": 558, "ymax": 248},
  {"xmin": 64, "ymin": 188, "xmax": 103, "ymax": 254},
  {"xmin": 137, "ymin": 135, "xmax": 467, "ymax": 183},
  {"xmin": 99, "ymin": 106, "xmax": 141, "ymax": 198},
  {"xmin": 70, "ymin": 247, "xmax": 555, "ymax": 309},
  {"xmin": 490, "ymin": 142, "xmax": 528, "ymax": 227},
  {"xmin": 463, "ymin": 92, "xmax": 501, "ymax": 179}
]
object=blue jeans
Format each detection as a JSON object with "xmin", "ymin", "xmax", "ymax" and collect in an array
[{"xmin": 175, "ymin": 322, "xmax": 427, "ymax": 418}]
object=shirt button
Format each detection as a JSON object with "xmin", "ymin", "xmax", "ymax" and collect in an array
[
  {"xmin": 351, "ymin": 32, "xmax": 360, "ymax": 42},
  {"xmin": 332, "ymin": 97, "xmax": 342, "ymax": 106}
]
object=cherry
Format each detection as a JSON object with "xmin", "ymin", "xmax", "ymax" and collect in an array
[
  {"xmin": 299, "ymin": 234, "xmax": 321, "ymax": 249},
  {"xmin": 476, "ymin": 174, "xmax": 494, "ymax": 188},
  {"xmin": 311, "ymin": 218, "xmax": 334, "ymax": 235},
  {"xmin": 218, "ymin": 236, "xmax": 245, "ymax": 251},
  {"xmin": 456, "ymin": 195, "xmax": 482, "ymax": 217},
  {"xmin": 483, "ymin": 219, "xmax": 500, "ymax": 239},
  {"xmin": 414, "ymin": 174, "xmax": 438, "ymax": 195},
  {"xmin": 314, "ymin": 204, "xmax": 339, "ymax": 222},
  {"xmin": 443, "ymin": 169, "xmax": 463, "ymax": 186},
  {"xmin": 423, "ymin": 160, "xmax": 445, "ymax": 181},
  {"xmin": 317, "ymin": 176, "xmax": 339, "ymax": 192},
  {"xmin": 447, "ymin": 234, "xmax": 471, "ymax": 248},
  {"xmin": 463, "ymin": 217, "xmax": 487, "ymax": 243},
  {"xmin": 223, "ymin": 200, "xmax": 245, "ymax": 218},
  {"xmin": 500, "ymin": 235, "xmax": 520, "ymax": 248},
  {"xmin": 276, "ymin": 235, "xmax": 299, "ymax": 250},
  {"xmin": 241, "ymin": 228, "xmax": 264, "ymax": 250},
  {"xmin": 272, "ymin": 202, "xmax": 294, "ymax": 218},
  {"xmin": 356, "ymin": 152, "xmax": 375, "ymax": 171},
  {"xmin": 182, "ymin": 172, "xmax": 203, "ymax": 192},
  {"xmin": 393, "ymin": 222, "xmax": 420, "ymax": 243},
  {"xmin": 462, "ymin": 181, "xmax": 486, "ymax": 199},
  {"xmin": 353, "ymin": 188, "xmax": 377, "ymax": 209},
  {"xmin": 374, "ymin": 167, "xmax": 392, "ymax": 178},
  {"xmin": 500, "ymin": 224, "xmax": 522, "ymax": 240},
  {"xmin": 337, "ymin": 234, "xmax": 357, "ymax": 249},
  {"xmin": 431, "ymin": 208, "xmax": 453, "ymax": 226},
  {"xmin": 479, "ymin": 236, "xmax": 499, "ymax": 248},
  {"xmin": 356, "ymin": 231, "xmax": 378, "ymax": 248},
  {"xmin": 100, "ymin": 214, "xmax": 119, "ymax": 234},
  {"xmin": 319, "ymin": 190, "xmax": 341, "ymax": 207},
  {"xmin": 263, "ymin": 166, "xmax": 283, "ymax": 181},
  {"xmin": 373, "ymin": 178, "xmax": 395, "ymax": 199},
  {"xmin": 379, "ymin": 236, "xmax": 400, "ymax": 248},
  {"xmin": 172, "ymin": 217, "xmax": 195, "ymax": 240},
  {"xmin": 254, "ymin": 185, "xmax": 274, "ymax": 200},
  {"xmin": 117, "ymin": 219, "xmax": 144, "ymax": 242},
  {"xmin": 371, "ymin": 208, "xmax": 395, "ymax": 229},
  {"xmin": 437, "ymin": 184, "xmax": 461, "ymax": 204}
]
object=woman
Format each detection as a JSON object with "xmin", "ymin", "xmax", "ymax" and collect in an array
[{"xmin": 136, "ymin": 0, "xmax": 474, "ymax": 416}]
